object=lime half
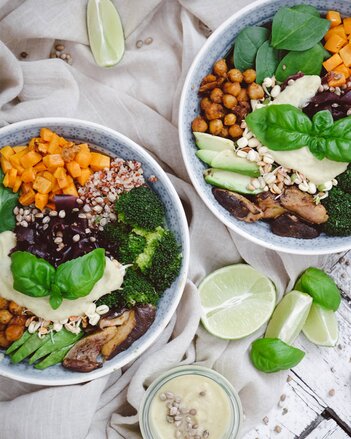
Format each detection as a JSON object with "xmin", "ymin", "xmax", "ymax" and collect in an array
[
  {"xmin": 199, "ymin": 264, "xmax": 276, "ymax": 339},
  {"xmin": 302, "ymin": 303, "xmax": 338, "ymax": 347},
  {"xmin": 265, "ymin": 290, "xmax": 312, "ymax": 345}
]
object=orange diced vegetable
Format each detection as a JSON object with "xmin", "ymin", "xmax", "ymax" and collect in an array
[
  {"xmin": 324, "ymin": 33, "xmax": 348, "ymax": 53},
  {"xmin": 2, "ymin": 173, "xmax": 10, "ymax": 187},
  {"xmin": 35, "ymin": 193, "xmax": 49, "ymax": 211},
  {"xmin": 48, "ymin": 133, "xmax": 61, "ymax": 154},
  {"xmin": 66, "ymin": 161, "xmax": 82, "ymax": 178},
  {"xmin": 327, "ymin": 11, "xmax": 342, "ymax": 28},
  {"xmin": 325, "ymin": 26, "xmax": 347, "ymax": 41},
  {"xmin": 63, "ymin": 183, "xmax": 78, "ymax": 197},
  {"xmin": 333, "ymin": 63, "xmax": 350, "ymax": 79},
  {"xmin": 57, "ymin": 175, "xmax": 69, "ymax": 189},
  {"xmin": 29, "ymin": 137, "xmax": 40, "ymax": 149},
  {"xmin": 0, "ymin": 146, "xmax": 14, "ymax": 160},
  {"xmin": 51, "ymin": 180, "xmax": 61, "ymax": 193},
  {"xmin": 78, "ymin": 143, "xmax": 90, "ymax": 153},
  {"xmin": 21, "ymin": 167, "xmax": 36, "ymax": 183},
  {"xmin": 53, "ymin": 167, "xmax": 66, "ymax": 179},
  {"xmin": 33, "ymin": 176, "xmax": 53, "ymax": 194},
  {"xmin": 12, "ymin": 177, "xmax": 22, "ymax": 193},
  {"xmin": 77, "ymin": 168, "xmax": 93, "ymax": 186},
  {"xmin": 323, "ymin": 53, "xmax": 343, "ymax": 71},
  {"xmin": 344, "ymin": 17, "xmax": 351, "ymax": 34},
  {"xmin": 46, "ymin": 202, "xmax": 56, "ymax": 210},
  {"xmin": 1, "ymin": 156, "xmax": 12, "ymax": 174},
  {"xmin": 34, "ymin": 162, "xmax": 47, "ymax": 172},
  {"xmin": 9, "ymin": 155, "xmax": 24, "ymax": 174},
  {"xmin": 40, "ymin": 128, "xmax": 54, "ymax": 142},
  {"xmin": 43, "ymin": 154, "xmax": 64, "ymax": 170},
  {"xmin": 22, "ymin": 183, "xmax": 33, "ymax": 194},
  {"xmin": 90, "ymin": 152, "xmax": 110, "ymax": 171},
  {"xmin": 327, "ymin": 71, "xmax": 346, "ymax": 87},
  {"xmin": 43, "ymin": 171, "xmax": 56, "ymax": 185},
  {"xmin": 339, "ymin": 43, "xmax": 351, "ymax": 67},
  {"xmin": 37, "ymin": 143, "xmax": 48, "ymax": 154},
  {"xmin": 20, "ymin": 150, "xmax": 42, "ymax": 168},
  {"xmin": 12, "ymin": 146, "xmax": 27, "ymax": 154},
  {"xmin": 19, "ymin": 189, "xmax": 35, "ymax": 206},
  {"xmin": 8, "ymin": 168, "xmax": 17, "ymax": 188},
  {"xmin": 75, "ymin": 150, "xmax": 91, "ymax": 168}
]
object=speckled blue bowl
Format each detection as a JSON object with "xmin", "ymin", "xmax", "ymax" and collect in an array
[
  {"xmin": 179, "ymin": 0, "xmax": 351, "ymax": 255},
  {"xmin": 0, "ymin": 118, "xmax": 189, "ymax": 385}
]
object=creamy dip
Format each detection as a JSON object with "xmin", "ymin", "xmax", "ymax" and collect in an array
[
  {"xmin": 0, "ymin": 231, "xmax": 125, "ymax": 322},
  {"xmin": 149, "ymin": 374, "xmax": 232, "ymax": 439}
]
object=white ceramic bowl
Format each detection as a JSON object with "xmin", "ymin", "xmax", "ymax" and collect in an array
[
  {"xmin": 179, "ymin": 0, "xmax": 351, "ymax": 255},
  {"xmin": 0, "ymin": 118, "xmax": 189, "ymax": 385}
]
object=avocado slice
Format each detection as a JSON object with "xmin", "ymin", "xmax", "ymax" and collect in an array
[
  {"xmin": 204, "ymin": 168, "xmax": 263, "ymax": 195},
  {"xmin": 194, "ymin": 132, "xmax": 235, "ymax": 151},
  {"xmin": 211, "ymin": 150, "xmax": 260, "ymax": 177},
  {"xmin": 195, "ymin": 149, "xmax": 218, "ymax": 165}
]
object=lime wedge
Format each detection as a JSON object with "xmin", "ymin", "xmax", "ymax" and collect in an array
[
  {"xmin": 199, "ymin": 264, "xmax": 276, "ymax": 339},
  {"xmin": 302, "ymin": 303, "xmax": 338, "ymax": 346},
  {"xmin": 265, "ymin": 290, "xmax": 312, "ymax": 344},
  {"xmin": 87, "ymin": 0, "xmax": 125, "ymax": 67}
]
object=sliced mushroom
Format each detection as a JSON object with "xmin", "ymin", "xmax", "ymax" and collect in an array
[
  {"xmin": 102, "ymin": 305, "xmax": 156, "ymax": 360},
  {"xmin": 63, "ymin": 326, "xmax": 118, "ymax": 372},
  {"xmin": 213, "ymin": 188, "xmax": 263, "ymax": 222},
  {"xmin": 280, "ymin": 187, "xmax": 328, "ymax": 224},
  {"xmin": 255, "ymin": 192, "xmax": 286, "ymax": 219},
  {"xmin": 99, "ymin": 311, "xmax": 130, "ymax": 329},
  {"xmin": 271, "ymin": 213, "xmax": 320, "ymax": 239}
]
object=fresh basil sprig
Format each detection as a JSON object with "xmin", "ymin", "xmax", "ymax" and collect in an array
[
  {"xmin": 294, "ymin": 267, "xmax": 341, "ymax": 311},
  {"xmin": 246, "ymin": 105, "xmax": 351, "ymax": 162},
  {"xmin": 250, "ymin": 338, "xmax": 305, "ymax": 373},
  {"xmin": 0, "ymin": 169, "xmax": 19, "ymax": 233},
  {"xmin": 11, "ymin": 249, "xmax": 106, "ymax": 310}
]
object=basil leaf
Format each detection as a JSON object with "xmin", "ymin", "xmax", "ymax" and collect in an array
[
  {"xmin": 290, "ymin": 4, "xmax": 320, "ymax": 17},
  {"xmin": 55, "ymin": 248, "xmax": 106, "ymax": 299},
  {"xmin": 255, "ymin": 41, "xmax": 280, "ymax": 84},
  {"xmin": 275, "ymin": 44, "xmax": 325, "ymax": 82},
  {"xmin": 246, "ymin": 104, "xmax": 312, "ymax": 150},
  {"xmin": 271, "ymin": 7, "xmax": 330, "ymax": 51},
  {"xmin": 294, "ymin": 267, "xmax": 341, "ymax": 311},
  {"xmin": 49, "ymin": 286, "xmax": 63, "ymax": 310},
  {"xmin": 11, "ymin": 251, "xmax": 55, "ymax": 297},
  {"xmin": 234, "ymin": 26, "xmax": 270, "ymax": 71},
  {"xmin": 0, "ymin": 169, "xmax": 19, "ymax": 233},
  {"xmin": 313, "ymin": 110, "xmax": 334, "ymax": 134},
  {"xmin": 324, "ymin": 118, "xmax": 351, "ymax": 162},
  {"xmin": 250, "ymin": 338, "xmax": 305, "ymax": 373}
]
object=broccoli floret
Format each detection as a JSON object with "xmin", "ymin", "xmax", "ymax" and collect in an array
[
  {"xmin": 95, "ymin": 290, "xmax": 121, "ymax": 309},
  {"xmin": 337, "ymin": 167, "xmax": 351, "ymax": 193},
  {"xmin": 115, "ymin": 186, "xmax": 165, "ymax": 231},
  {"xmin": 322, "ymin": 187, "xmax": 351, "ymax": 236},
  {"xmin": 121, "ymin": 268, "xmax": 159, "ymax": 307},
  {"xmin": 135, "ymin": 227, "xmax": 182, "ymax": 292},
  {"xmin": 118, "ymin": 232, "xmax": 146, "ymax": 264}
]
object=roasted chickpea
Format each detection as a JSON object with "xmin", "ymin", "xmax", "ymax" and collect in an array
[
  {"xmin": 0, "ymin": 298, "xmax": 8, "ymax": 310},
  {"xmin": 205, "ymin": 103, "xmax": 225, "ymax": 120},
  {"xmin": 10, "ymin": 315, "xmax": 27, "ymax": 327},
  {"xmin": 222, "ymin": 94, "xmax": 237, "ymax": 110},
  {"xmin": 243, "ymin": 69, "xmax": 257, "ymax": 84},
  {"xmin": 213, "ymin": 59, "xmax": 228, "ymax": 77},
  {"xmin": 8, "ymin": 301, "xmax": 23, "ymax": 316},
  {"xmin": 223, "ymin": 81, "xmax": 241, "ymax": 97},
  {"xmin": 201, "ymin": 74, "xmax": 216, "ymax": 84},
  {"xmin": 210, "ymin": 87, "xmax": 224, "ymax": 103},
  {"xmin": 200, "ymin": 97, "xmax": 212, "ymax": 111},
  {"xmin": 228, "ymin": 124, "xmax": 244, "ymax": 138},
  {"xmin": 5, "ymin": 325, "xmax": 24, "ymax": 342},
  {"xmin": 192, "ymin": 116, "xmax": 208, "ymax": 133},
  {"xmin": 0, "ymin": 310, "xmax": 12, "ymax": 325},
  {"xmin": 224, "ymin": 113, "xmax": 237, "ymax": 126},
  {"xmin": 228, "ymin": 69, "xmax": 244, "ymax": 83},
  {"xmin": 0, "ymin": 331, "xmax": 10, "ymax": 348},
  {"xmin": 209, "ymin": 119, "xmax": 224, "ymax": 135},
  {"xmin": 248, "ymin": 83, "xmax": 265, "ymax": 100},
  {"xmin": 220, "ymin": 127, "xmax": 229, "ymax": 138},
  {"xmin": 237, "ymin": 88, "xmax": 249, "ymax": 102}
]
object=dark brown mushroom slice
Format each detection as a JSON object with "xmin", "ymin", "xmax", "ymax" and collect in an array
[
  {"xmin": 280, "ymin": 187, "xmax": 328, "ymax": 225},
  {"xmin": 102, "ymin": 305, "xmax": 156, "ymax": 360},
  {"xmin": 63, "ymin": 326, "xmax": 118, "ymax": 372},
  {"xmin": 254, "ymin": 192, "xmax": 286, "ymax": 219},
  {"xmin": 271, "ymin": 213, "xmax": 320, "ymax": 239},
  {"xmin": 212, "ymin": 188, "xmax": 263, "ymax": 222}
]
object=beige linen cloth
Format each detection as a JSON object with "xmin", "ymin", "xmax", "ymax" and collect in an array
[{"xmin": 0, "ymin": 1, "xmax": 334, "ymax": 438}]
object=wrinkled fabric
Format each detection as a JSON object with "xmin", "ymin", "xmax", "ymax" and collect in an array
[{"xmin": 0, "ymin": 1, "xmax": 333, "ymax": 438}]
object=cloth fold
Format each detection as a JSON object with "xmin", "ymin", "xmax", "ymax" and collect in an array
[{"xmin": 0, "ymin": 1, "xmax": 335, "ymax": 438}]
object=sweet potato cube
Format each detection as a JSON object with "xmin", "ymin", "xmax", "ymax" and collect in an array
[
  {"xmin": 76, "ymin": 168, "xmax": 93, "ymax": 186},
  {"xmin": 323, "ymin": 53, "xmax": 343, "ymax": 71},
  {"xmin": 1, "ymin": 156, "xmax": 12, "ymax": 174},
  {"xmin": 48, "ymin": 133, "xmax": 61, "ymax": 154},
  {"xmin": 9, "ymin": 155, "xmax": 24, "ymax": 174},
  {"xmin": 34, "ymin": 162, "xmax": 47, "ymax": 172},
  {"xmin": 66, "ymin": 160, "xmax": 82, "ymax": 178},
  {"xmin": 8, "ymin": 168, "xmax": 17, "ymax": 188},
  {"xmin": 33, "ymin": 175, "xmax": 53, "ymax": 194},
  {"xmin": 20, "ymin": 150, "xmax": 42, "ymax": 168},
  {"xmin": 63, "ymin": 183, "xmax": 78, "ymax": 197},
  {"xmin": 12, "ymin": 146, "xmax": 27, "ymax": 154},
  {"xmin": 324, "ymin": 33, "xmax": 347, "ymax": 54},
  {"xmin": 57, "ymin": 175, "xmax": 69, "ymax": 189},
  {"xmin": 37, "ymin": 142, "xmax": 48, "ymax": 154},
  {"xmin": 43, "ymin": 171, "xmax": 56, "ymax": 185},
  {"xmin": 35, "ymin": 193, "xmax": 49, "ymax": 211},
  {"xmin": 51, "ymin": 180, "xmax": 61, "ymax": 193},
  {"xmin": 344, "ymin": 17, "xmax": 351, "ymax": 34},
  {"xmin": 0, "ymin": 146, "xmax": 15, "ymax": 160},
  {"xmin": 53, "ymin": 167, "xmax": 66, "ymax": 179},
  {"xmin": 43, "ymin": 154, "xmax": 64, "ymax": 170},
  {"xmin": 327, "ymin": 11, "xmax": 342, "ymax": 28},
  {"xmin": 90, "ymin": 152, "xmax": 110, "ymax": 171},
  {"xmin": 78, "ymin": 143, "xmax": 90, "ymax": 153},
  {"xmin": 40, "ymin": 128, "xmax": 54, "ymax": 142},
  {"xmin": 2, "ymin": 173, "xmax": 10, "ymax": 188},
  {"xmin": 75, "ymin": 151, "xmax": 91, "ymax": 169},
  {"xmin": 19, "ymin": 189, "xmax": 35, "ymax": 206},
  {"xmin": 339, "ymin": 43, "xmax": 351, "ymax": 67},
  {"xmin": 333, "ymin": 63, "xmax": 350, "ymax": 79},
  {"xmin": 21, "ymin": 167, "xmax": 36, "ymax": 183},
  {"xmin": 12, "ymin": 177, "xmax": 22, "ymax": 193},
  {"xmin": 22, "ymin": 183, "xmax": 33, "ymax": 194},
  {"xmin": 28, "ymin": 137, "xmax": 40, "ymax": 149},
  {"xmin": 327, "ymin": 71, "xmax": 346, "ymax": 87}
]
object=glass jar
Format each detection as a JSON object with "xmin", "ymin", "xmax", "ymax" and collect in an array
[{"xmin": 139, "ymin": 365, "xmax": 243, "ymax": 439}]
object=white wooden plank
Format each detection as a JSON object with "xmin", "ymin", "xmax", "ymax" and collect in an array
[
  {"xmin": 306, "ymin": 419, "xmax": 350, "ymax": 439},
  {"xmin": 327, "ymin": 251, "xmax": 351, "ymax": 300}
]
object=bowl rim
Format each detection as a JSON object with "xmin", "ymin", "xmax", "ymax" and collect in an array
[
  {"xmin": 178, "ymin": 0, "xmax": 351, "ymax": 256},
  {"xmin": 0, "ymin": 117, "xmax": 190, "ymax": 386}
]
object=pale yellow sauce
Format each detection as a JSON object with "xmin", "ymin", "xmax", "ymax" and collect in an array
[
  {"xmin": 0, "ymin": 231, "xmax": 125, "ymax": 322},
  {"xmin": 149, "ymin": 374, "xmax": 232, "ymax": 439}
]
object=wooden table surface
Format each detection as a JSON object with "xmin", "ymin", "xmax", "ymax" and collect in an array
[{"xmin": 245, "ymin": 252, "xmax": 351, "ymax": 439}]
